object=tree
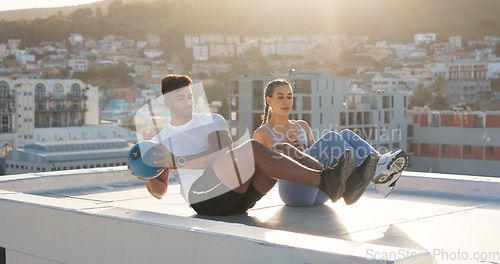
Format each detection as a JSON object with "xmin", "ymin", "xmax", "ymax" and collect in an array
[
  {"xmin": 69, "ymin": 8, "xmax": 93, "ymax": 22},
  {"xmin": 434, "ymin": 75, "xmax": 446, "ymax": 93},
  {"xmin": 408, "ymin": 83, "xmax": 432, "ymax": 109},
  {"xmin": 430, "ymin": 91, "xmax": 450, "ymax": 110}
]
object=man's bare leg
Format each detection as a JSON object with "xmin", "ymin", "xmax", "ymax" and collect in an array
[
  {"xmin": 211, "ymin": 140, "xmax": 321, "ymax": 194},
  {"xmin": 272, "ymin": 143, "xmax": 323, "ymax": 170}
]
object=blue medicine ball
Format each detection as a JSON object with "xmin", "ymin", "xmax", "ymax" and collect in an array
[{"xmin": 128, "ymin": 140, "xmax": 165, "ymax": 179}]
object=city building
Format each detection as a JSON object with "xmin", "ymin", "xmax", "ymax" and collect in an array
[
  {"xmin": 0, "ymin": 77, "xmax": 99, "ymax": 149},
  {"xmin": 68, "ymin": 59, "xmax": 90, "ymax": 72},
  {"xmin": 414, "ymin": 33, "xmax": 436, "ymax": 45},
  {"xmin": 209, "ymin": 44, "xmax": 235, "ymax": 58},
  {"xmin": 448, "ymin": 36, "xmax": 462, "ymax": 49},
  {"xmin": 193, "ymin": 45, "xmax": 209, "ymax": 61},
  {"xmin": 446, "ymin": 53, "xmax": 492, "ymax": 105},
  {"xmin": 5, "ymin": 139, "xmax": 130, "ymax": 174},
  {"xmin": 68, "ymin": 33, "xmax": 84, "ymax": 46},
  {"xmin": 7, "ymin": 39, "xmax": 21, "ymax": 50},
  {"xmin": 409, "ymin": 108, "xmax": 500, "ymax": 177}
]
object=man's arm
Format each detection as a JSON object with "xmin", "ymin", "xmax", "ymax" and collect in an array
[
  {"xmin": 145, "ymin": 169, "xmax": 170, "ymax": 199},
  {"xmin": 180, "ymin": 130, "xmax": 233, "ymax": 169},
  {"xmin": 154, "ymin": 130, "xmax": 233, "ymax": 170}
]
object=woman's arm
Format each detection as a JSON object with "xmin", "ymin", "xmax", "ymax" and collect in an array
[
  {"xmin": 298, "ymin": 120, "xmax": 315, "ymax": 148},
  {"xmin": 253, "ymin": 127, "xmax": 273, "ymax": 147}
]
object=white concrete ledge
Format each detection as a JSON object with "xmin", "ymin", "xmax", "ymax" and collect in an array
[
  {"xmin": 368, "ymin": 171, "xmax": 500, "ymax": 200},
  {"xmin": 0, "ymin": 167, "xmax": 136, "ymax": 194}
]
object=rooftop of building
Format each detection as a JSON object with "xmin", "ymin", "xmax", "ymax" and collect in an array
[{"xmin": 1, "ymin": 168, "xmax": 499, "ymax": 263}]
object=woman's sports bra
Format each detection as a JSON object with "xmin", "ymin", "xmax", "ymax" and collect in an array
[{"xmin": 262, "ymin": 120, "xmax": 308, "ymax": 149}]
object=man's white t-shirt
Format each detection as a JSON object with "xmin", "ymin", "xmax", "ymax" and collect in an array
[{"xmin": 151, "ymin": 113, "xmax": 229, "ymax": 202}]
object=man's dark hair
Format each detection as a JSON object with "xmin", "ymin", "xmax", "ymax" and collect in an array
[{"xmin": 161, "ymin": 74, "xmax": 193, "ymax": 95}]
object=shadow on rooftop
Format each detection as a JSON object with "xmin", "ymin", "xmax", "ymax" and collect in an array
[{"xmin": 194, "ymin": 204, "xmax": 352, "ymax": 240}]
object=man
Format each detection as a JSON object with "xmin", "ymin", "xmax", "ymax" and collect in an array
[{"xmin": 132, "ymin": 74, "xmax": 371, "ymax": 216}]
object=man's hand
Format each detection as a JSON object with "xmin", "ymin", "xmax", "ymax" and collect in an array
[
  {"xmin": 283, "ymin": 132, "xmax": 306, "ymax": 151},
  {"xmin": 152, "ymin": 144, "xmax": 178, "ymax": 169}
]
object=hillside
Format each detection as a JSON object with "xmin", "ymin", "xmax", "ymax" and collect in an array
[
  {"xmin": 0, "ymin": 0, "xmax": 145, "ymax": 21},
  {"xmin": 0, "ymin": 0, "xmax": 499, "ymax": 46}
]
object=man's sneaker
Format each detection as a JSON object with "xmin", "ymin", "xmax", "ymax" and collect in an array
[
  {"xmin": 319, "ymin": 149, "xmax": 354, "ymax": 202},
  {"xmin": 343, "ymin": 153, "xmax": 378, "ymax": 205},
  {"xmin": 373, "ymin": 150, "xmax": 408, "ymax": 198}
]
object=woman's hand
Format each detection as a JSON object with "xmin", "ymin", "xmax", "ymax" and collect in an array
[
  {"xmin": 283, "ymin": 132, "xmax": 306, "ymax": 151},
  {"xmin": 152, "ymin": 144, "xmax": 178, "ymax": 170}
]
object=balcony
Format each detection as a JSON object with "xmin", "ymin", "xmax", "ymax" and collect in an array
[
  {"xmin": 0, "ymin": 94, "xmax": 15, "ymax": 101},
  {"xmin": 0, "ymin": 127, "xmax": 13, "ymax": 133},
  {"xmin": 35, "ymin": 95, "xmax": 49, "ymax": 101},
  {"xmin": 67, "ymin": 93, "xmax": 88, "ymax": 100},
  {"xmin": 0, "ymin": 108, "xmax": 15, "ymax": 114}
]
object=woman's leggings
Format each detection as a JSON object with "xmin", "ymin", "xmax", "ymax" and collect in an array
[{"xmin": 278, "ymin": 130, "xmax": 379, "ymax": 206}]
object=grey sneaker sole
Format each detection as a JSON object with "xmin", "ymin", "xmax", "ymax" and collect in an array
[
  {"xmin": 373, "ymin": 151, "xmax": 408, "ymax": 184},
  {"xmin": 374, "ymin": 151, "xmax": 408, "ymax": 198}
]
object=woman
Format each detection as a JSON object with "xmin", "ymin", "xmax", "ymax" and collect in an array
[{"xmin": 253, "ymin": 79, "xmax": 408, "ymax": 206}]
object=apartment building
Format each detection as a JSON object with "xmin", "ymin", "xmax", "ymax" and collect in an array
[
  {"xmin": 0, "ymin": 77, "xmax": 99, "ymax": 149},
  {"xmin": 8, "ymin": 39, "xmax": 21, "ymax": 50},
  {"xmin": 229, "ymin": 71, "xmax": 411, "ymax": 153},
  {"xmin": 184, "ymin": 34, "xmax": 200, "ymax": 48},
  {"xmin": 192, "ymin": 45, "xmax": 209, "ymax": 61},
  {"xmin": 68, "ymin": 59, "xmax": 90, "ymax": 72},
  {"xmin": 446, "ymin": 55, "xmax": 492, "ymax": 105},
  {"xmin": 449, "ymin": 36, "xmax": 462, "ymax": 49},
  {"xmin": 68, "ymin": 34, "xmax": 84, "ymax": 46},
  {"xmin": 414, "ymin": 33, "xmax": 436, "ymax": 45},
  {"xmin": 209, "ymin": 44, "xmax": 235, "ymax": 57},
  {"xmin": 409, "ymin": 108, "xmax": 500, "ymax": 177}
]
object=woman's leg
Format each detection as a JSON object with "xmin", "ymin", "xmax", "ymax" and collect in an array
[{"xmin": 338, "ymin": 129, "xmax": 379, "ymax": 166}]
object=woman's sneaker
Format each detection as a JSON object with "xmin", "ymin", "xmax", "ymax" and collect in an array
[
  {"xmin": 319, "ymin": 149, "xmax": 354, "ymax": 203},
  {"xmin": 373, "ymin": 150, "xmax": 408, "ymax": 198}
]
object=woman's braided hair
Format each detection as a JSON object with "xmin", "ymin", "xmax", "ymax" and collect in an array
[{"xmin": 261, "ymin": 79, "xmax": 292, "ymax": 125}]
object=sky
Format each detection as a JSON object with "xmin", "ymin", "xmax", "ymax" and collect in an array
[{"xmin": 0, "ymin": 0, "xmax": 102, "ymax": 12}]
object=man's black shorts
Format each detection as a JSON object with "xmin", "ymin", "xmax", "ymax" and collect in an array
[{"xmin": 188, "ymin": 166, "xmax": 264, "ymax": 216}]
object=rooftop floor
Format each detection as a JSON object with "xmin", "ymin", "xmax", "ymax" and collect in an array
[{"xmin": 1, "ymin": 168, "xmax": 499, "ymax": 264}]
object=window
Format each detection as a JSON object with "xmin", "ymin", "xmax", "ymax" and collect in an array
[
  {"xmin": 407, "ymin": 125, "xmax": 414, "ymax": 137},
  {"xmin": 291, "ymin": 79, "xmax": 303, "ymax": 93},
  {"xmin": 486, "ymin": 146, "xmax": 494, "ymax": 156},
  {"xmin": 71, "ymin": 84, "xmax": 81, "ymax": 99},
  {"xmin": 442, "ymin": 144, "xmax": 449, "ymax": 153},
  {"xmin": 252, "ymin": 81, "xmax": 264, "ymax": 110},
  {"xmin": 464, "ymin": 145, "xmax": 471, "ymax": 155},
  {"xmin": 53, "ymin": 83, "xmax": 64, "ymax": 99},
  {"xmin": 421, "ymin": 143, "xmax": 428, "ymax": 153},
  {"xmin": 384, "ymin": 111, "xmax": 390, "ymax": 124},
  {"xmin": 383, "ymin": 96, "xmax": 390, "ymax": 108},
  {"xmin": 0, "ymin": 81, "xmax": 10, "ymax": 99}
]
